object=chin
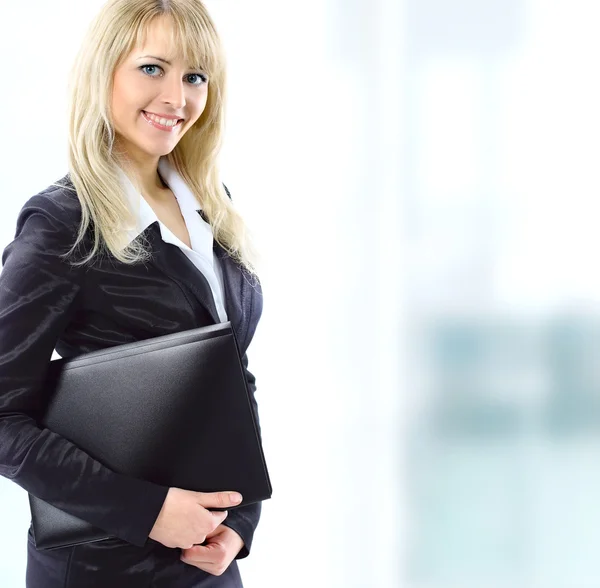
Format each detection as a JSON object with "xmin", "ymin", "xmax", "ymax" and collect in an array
[{"xmin": 137, "ymin": 140, "xmax": 181, "ymax": 157}]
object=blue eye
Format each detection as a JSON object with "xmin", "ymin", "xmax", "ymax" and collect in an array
[
  {"xmin": 140, "ymin": 64, "xmax": 160, "ymax": 76},
  {"xmin": 186, "ymin": 73, "xmax": 208, "ymax": 86},
  {"xmin": 139, "ymin": 64, "xmax": 208, "ymax": 86}
]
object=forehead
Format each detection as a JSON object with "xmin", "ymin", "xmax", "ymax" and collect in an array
[
  {"xmin": 129, "ymin": 15, "xmax": 210, "ymax": 71},
  {"xmin": 133, "ymin": 18, "xmax": 180, "ymax": 61},
  {"xmin": 136, "ymin": 17, "xmax": 174, "ymax": 51}
]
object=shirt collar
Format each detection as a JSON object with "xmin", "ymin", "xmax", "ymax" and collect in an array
[{"xmin": 118, "ymin": 155, "xmax": 202, "ymax": 245}]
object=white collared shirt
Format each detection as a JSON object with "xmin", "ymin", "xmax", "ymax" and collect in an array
[{"xmin": 116, "ymin": 156, "xmax": 228, "ymax": 323}]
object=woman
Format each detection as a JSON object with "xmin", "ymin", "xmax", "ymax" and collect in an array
[{"xmin": 0, "ymin": 0, "xmax": 265, "ymax": 586}]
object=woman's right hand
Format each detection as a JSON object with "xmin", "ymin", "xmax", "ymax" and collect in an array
[{"xmin": 149, "ymin": 487, "xmax": 243, "ymax": 549}]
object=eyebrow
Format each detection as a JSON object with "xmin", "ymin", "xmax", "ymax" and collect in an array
[
  {"xmin": 137, "ymin": 55, "xmax": 173, "ymax": 65},
  {"xmin": 136, "ymin": 55, "xmax": 205, "ymax": 71}
]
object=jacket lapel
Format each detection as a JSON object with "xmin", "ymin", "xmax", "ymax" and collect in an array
[
  {"xmin": 144, "ymin": 219, "xmax": 247, "ymax": 343},
  {"xmin": 145, "ymin": 222, "xmax": 221, "ymax": 325},
  {"xmin": 213, "ymin": 237, "xmax": 247, "ymax": 343}
]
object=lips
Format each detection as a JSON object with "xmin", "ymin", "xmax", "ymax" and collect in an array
[
  {"xmin": 143, "ymin": 110, "xmax": 183, "ymax": 122},
  {"xmin": 141, "ymin": 110, "xmax": 184, "ymax": 131}
]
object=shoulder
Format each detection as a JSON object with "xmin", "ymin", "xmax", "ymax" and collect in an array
[
  {"xmin": 15, "ymin": 175, "xmax": 82, "ymax": 239},
  {"xmin": 3, "ymin": 176, "xmax": 84, "ymax": 269},
  {"xmin": 1, "ymin": 179, "xmax": 85, "ymax": 297},
  {"xmin": 20, "ymin": 174, "xmax": 80, "ymax": 218}
]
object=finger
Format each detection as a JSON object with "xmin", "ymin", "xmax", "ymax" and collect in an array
[
  {"xmin": 196, "ymin": 491, "xmax": 242, "ymax": 509},
  {"xmin": 212, "ymin": 510, "xmax": 228, "ymax": 526},
  {"xmin": 182, "ymin": 543, "xmax": 221, "ymax": 564}
]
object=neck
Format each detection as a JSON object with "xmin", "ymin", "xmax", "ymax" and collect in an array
[{"xmin": 114, "ymin": 140, "xmax": 167, "ymax": 196}]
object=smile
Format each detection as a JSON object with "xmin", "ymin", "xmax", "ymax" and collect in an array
[{"xmin": 141, "ymin": 111, "xmax": 183, "ymax": 132}]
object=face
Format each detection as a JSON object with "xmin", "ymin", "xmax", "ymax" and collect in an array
[{"xmin": 110, "ymin": 16, "xmax": 209, "ymax": 168}]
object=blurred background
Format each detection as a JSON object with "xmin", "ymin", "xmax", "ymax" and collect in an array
[{"xmin": 1, "ymin": 0, "xmax": 599, "ymax": 586}]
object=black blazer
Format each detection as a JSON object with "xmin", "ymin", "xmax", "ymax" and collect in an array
[{"xmin": 0, "ymin": 177, "xmax": 264, "ymax": 587}]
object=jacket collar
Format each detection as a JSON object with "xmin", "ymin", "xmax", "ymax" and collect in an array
[
  {"xmin": 117, "ymin": 155, "xmax": 203, "ymax": 245},
  {"xmin": 146, "ymin": 226, "xmax": 247, "ymax": 336}
]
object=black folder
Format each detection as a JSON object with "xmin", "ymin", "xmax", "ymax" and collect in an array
[{"xmin": 28, "ymin": 321, "xmax": 272, "ymax": 550}]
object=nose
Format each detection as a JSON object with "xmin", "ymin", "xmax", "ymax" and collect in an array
[{"xmin": 161, "ymin": 73, "xmax": 186, "ymax": 111}]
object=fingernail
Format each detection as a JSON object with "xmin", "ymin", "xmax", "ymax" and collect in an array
[{"xmin": 230, "ymin": 492, "xmax": 242, "ymax": 503}]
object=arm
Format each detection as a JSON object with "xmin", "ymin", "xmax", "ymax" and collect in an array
[
  {"xmin": 219, "ymin": 182, "xmax": 265, "ymax": 559},
  {"xmin": 0, "ymin": 191, "xmax": 169, "ymax": 547},
  {"xmin": 220, "ymin": 352, "xmax": 263, "ymax": 560}
]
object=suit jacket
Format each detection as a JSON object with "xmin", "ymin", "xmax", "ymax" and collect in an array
[{"xmin": 0, "ymin": 177, "xmax": 264, "ymax": 587}]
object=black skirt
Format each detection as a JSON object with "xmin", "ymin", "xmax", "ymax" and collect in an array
[{"xmin": 25, "ymin": 527, "xmax": 244, "ymax": 588}]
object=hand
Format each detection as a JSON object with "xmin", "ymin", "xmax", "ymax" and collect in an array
[
  {"xmin": 180, "ymin": 525, "xmax": 245, "ymax": 576},
  {"xmin": 149, "ymin": 488, "xmax": 243, "ymax": 549}
]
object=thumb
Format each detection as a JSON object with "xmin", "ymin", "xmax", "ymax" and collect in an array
[{"xmin": 195, "ymin": 491, "xmax": 243, "ymax": 509}]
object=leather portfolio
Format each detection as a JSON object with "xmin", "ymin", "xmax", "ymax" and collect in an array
[{"xmin": 28, "ymin": 321, "xmax": 272, "ymax": 550}]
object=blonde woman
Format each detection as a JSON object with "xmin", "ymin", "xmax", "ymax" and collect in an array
[{"xmin": 0, "ymin": 1, "xmax": 265, "ymax": 586}]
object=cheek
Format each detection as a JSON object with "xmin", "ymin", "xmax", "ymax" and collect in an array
[
  {"xmin": 112, "ymin": 82, "xmax": 134, "ymax": 123},
  {"xmin": 189, "ymin": 92, "xmax": 209, "ymax": 122},
  {"xmin": 124, "ymin": 88, "xmax": 145, "ymax": 115},
  {"xmin": 113, "ymin": 78, "xmax": 146, "ymax": 118}
]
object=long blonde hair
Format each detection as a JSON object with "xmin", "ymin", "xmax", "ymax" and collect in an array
[{"xmin": 53, "ymin": 0, "xmax": 258, "ymax": 277}]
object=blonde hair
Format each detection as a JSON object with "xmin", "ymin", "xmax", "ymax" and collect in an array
[{"xmin": 53, "ymin": 0, "xmax": 259, "ymax": 277}]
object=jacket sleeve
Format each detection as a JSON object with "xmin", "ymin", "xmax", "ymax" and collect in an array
[
  {"xmin": 0, "ymin": 191, "xmax": 169, "ymax": 547},
  {"xmin": 221, "ymin": 352, "xmax": 263, "ymax": 559},
  {"xmin": 219, "ymin": 182, "xmax": 265, "ymax": 559}
]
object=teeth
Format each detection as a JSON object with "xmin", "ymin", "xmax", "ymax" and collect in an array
[{"xmin": 144, "ymin": 112, "xmax": 180, "ymax": 127}]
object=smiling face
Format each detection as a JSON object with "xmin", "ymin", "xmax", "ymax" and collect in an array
[{"xmin": 110, "ymin": 15, "xmax": 209, "ymax": 167}]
